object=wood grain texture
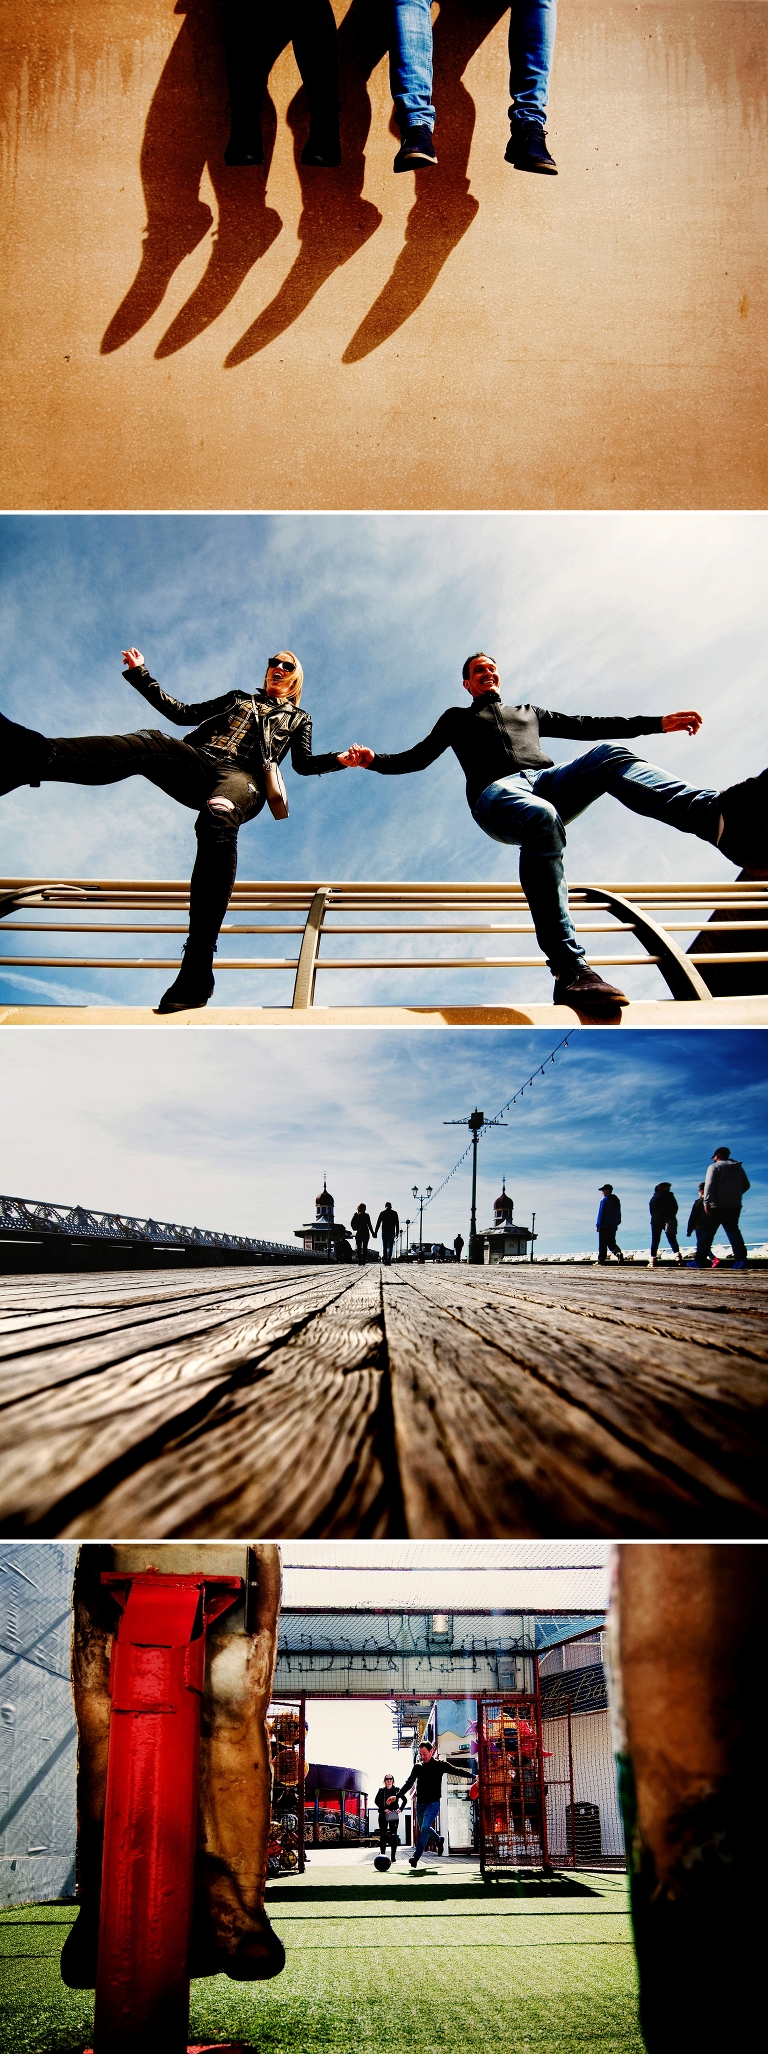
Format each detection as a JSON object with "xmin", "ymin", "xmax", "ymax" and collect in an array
[{"xmin": 1, "ymin": 1265, "xmax": 765, "ymax": 1538}]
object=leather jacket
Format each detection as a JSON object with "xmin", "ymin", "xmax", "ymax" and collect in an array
[
  {"xmin": 124, "ymin": 665, "xmax": 344, "ymax": 782},
  {"xmin": 367, "ymin": 694, "xmax": 665, "ymax": 812}
]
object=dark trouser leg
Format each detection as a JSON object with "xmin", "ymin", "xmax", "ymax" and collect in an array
[
  {"xmin": 473, "ymin": 775, "xmax": 584, "ymax": 978},
  {"xmin": 382, "ymin": 1239, "xmax": 394, "ymax": 1265},
  {"xmin": 664, "ymin": 1222, "xmax": 680, "ymax": 1254},
  {"xmin": 220, "ymin": 0, "xmax": 338, "ymax": 131},
  {"xmin": 710, "ymin": 1208, "xmax": 748, "ymax": 1263},
  {"xmin": 598, "ymin": 1232, "xmax": 609, "ymax": 1264},
  {"xmin": 188, "ymin": 768, "xmax": 262, "ymax": 951},
  {"xmin": 13, "ymin": 727, "xmax": 207, "ymax": 804},
  {"xmin": 650, "ymin": 1224, "xmax": 662, "ymax": 1258},
  {"xmin": 694, "ymin": 1230, "xmax": 711, "ymax": 1266},
  {"xmin": 290, "ymin": 0, "xmax": 340, "ymax": 114}
]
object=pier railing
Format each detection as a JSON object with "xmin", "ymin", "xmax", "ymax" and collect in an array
[
  {"xmin": 1, "ymin": 876, "xmax": 766, "ymax": 1006},
  {"xmin": 0, "ymin": 1192, "xmax": 323, "ymax": 1263}
]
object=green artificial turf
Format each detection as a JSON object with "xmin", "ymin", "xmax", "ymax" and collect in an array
[{"xmin": 0, "ymin": 1868, "xmax": 644, "ymax": 2054}]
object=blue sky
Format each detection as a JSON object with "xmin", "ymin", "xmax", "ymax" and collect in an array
[
  {"xmin": 0, "ymin": 512, "xmax": 765, "ymax": 1007},
  {"xmin": 0, "ymin": 1027, "xmax": 764, "ymax": 1253}
]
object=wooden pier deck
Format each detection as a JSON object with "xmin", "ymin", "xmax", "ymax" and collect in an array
[{"xmin": 0, "ymin": 1265, "xmax": 765, "ymax": 1540}]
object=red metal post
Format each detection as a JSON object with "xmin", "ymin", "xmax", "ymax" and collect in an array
[
  {"xmin": 533, "ymin": 1655, "xmax": 551, "ymax": 1870},
  {"xmin": 298, "ymin": 1694, "xmax": 306, "ymax": 1875},
  {"xmin": 566, "ymin": 1697, "xmax": 577, "ymax": 1868},
  {"xmin": 92, "ymin": 1569, "xmax": 242, "ymax": 2054}
]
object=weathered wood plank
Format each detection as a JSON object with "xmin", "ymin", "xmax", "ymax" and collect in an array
[{"xmin": 0, "ymin": 1265, "xmax": 765, "ymax": 1538}]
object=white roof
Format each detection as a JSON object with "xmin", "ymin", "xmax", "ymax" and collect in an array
[{"xmin": 281, "ymin": 1543, "xmax": 611, "ymax": 1615}]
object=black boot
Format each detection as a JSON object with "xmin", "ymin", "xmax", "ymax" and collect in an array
[
  {"xmin": 0, "ymin": 712, "xmax": 50, "ymax": 796},
  {"xmin": 505, "ymin": 120, "xmax": 557, "ymax": 174},
  {"xmin": 224, "ymin": 113, "xmax": 264, "ymax": 166},
  {"xmin": 717, "ymin": 769, "xmax": 768, "ymax": 870},
  {"xmin": 156, "ymin": 942, "xmax": 216, "ymax": 1015},
  {"xmin": 301, "ymin": 105, "xmax": 342, "ymax": 167}
]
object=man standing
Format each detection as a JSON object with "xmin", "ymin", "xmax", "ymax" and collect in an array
[
  {"xmin": 596, "ymin": 1185, "xmax": 624, "ymax": 1264},
  {"xmin": 698, "ymin": 1149, "xmax": 750, "ymax": 1270},
  {"xmin": 347, "ymin": 654, "xmax": 763, "ymax": 1013},
  {"xmin": 399, "ymin": 1742, "xmax": 473, "ymax": 1869},
  {"xmin": 373, "ymin": 1774, "xmax": 404, "ymax": 1863},
  {"xmin": 453, "ymin": 1233, "xmax": 464, "ymax": 1263},
  {"xmin": 375, "ymin": 1201, "xmax": 400, "ymax": 1265},
  {"xmin": 350, "ymin": 1203, "xmax": 376, "ymax": 1265},
  {"xmin": 648, "ymin": 1183, "xmax": 684, "ymax": 1268}
]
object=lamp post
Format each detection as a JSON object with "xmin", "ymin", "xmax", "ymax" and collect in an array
[
  {"xmin": 530, "ymin": 1210, "xmax": 536, "ymax": 1263},
  {"xmin": 412, "ymin": 1186, "xmax": 432, "ymax": 1258},
  {"xmin": 405, "ymin": 1217, "xmax": 411, "ymax": 1257},
  {"xmin": 443, "ymin": 1108, "xmax": 507, "ymax": 1263}
]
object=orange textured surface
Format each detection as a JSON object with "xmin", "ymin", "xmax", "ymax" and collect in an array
[{"xmin": 1, "ymin": 0, "xmax": 766, "ymax": 509}]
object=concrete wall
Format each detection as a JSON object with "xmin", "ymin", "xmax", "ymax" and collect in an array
[{"xmin": 1, "ymin": 1, "xmax": 765, "ymax": 509}]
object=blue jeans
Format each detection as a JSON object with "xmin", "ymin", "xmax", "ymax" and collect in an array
[
  {"xmin": 390, "ymin": 0, "xmax": 435, "ymax": 132},
  {"xmin": 509, "ymin": 0, "xmax": 558, "ymax": 126},
  {"xmin": 413, "ymin": 1799, "xmax": 441, "ymax": 1859},
  {"xmin": 472, "ymin": 744, "xmax": 720, "ymax": 979}
]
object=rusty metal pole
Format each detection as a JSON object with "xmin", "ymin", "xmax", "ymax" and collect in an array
[
  {"xmin": 298, "ymin": 1694, "xmax": 306, "ymax": 1875},
  {"xmin": 566, "ymin": 1697, "xmax": 576, "ymax": 1868},
  {"xmin": 91, "ymin": 1568, "xmax": 242, "ymax": 2054},
  {"xmin": 532, "ymin": 1656, "xmax": 551, "ymax": 1871}
]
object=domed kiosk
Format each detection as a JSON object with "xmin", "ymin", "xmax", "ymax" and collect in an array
[{"xmin": 294, "ymin": 1181, "xmax": 352, "ymax": 1262}]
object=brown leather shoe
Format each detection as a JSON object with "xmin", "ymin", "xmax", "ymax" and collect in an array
[{"xmin": 552, "ymin": 964, "xmax": 629, "ymax": 1009}]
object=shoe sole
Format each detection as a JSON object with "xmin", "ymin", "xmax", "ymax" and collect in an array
[{"xmin": 394, "ymin": 155, "xmax": 438, "ymax": 171}]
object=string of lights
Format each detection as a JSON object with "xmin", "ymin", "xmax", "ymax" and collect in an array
[{"xmin": 421, "ymin": 1031, "xmax": 577, "ymax": 1214}]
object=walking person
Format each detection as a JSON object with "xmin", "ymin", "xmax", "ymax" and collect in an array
[
  {"xmin": 351, "ymin": 1203, "xmax": 376, "ymax": 1264},
  {"xmin": 453, "ymin": 1233, "xmax": 464, "ymax": 1263},
  {"xmin": 596, "ymin": 1184, "xmax": 624, "ymax": 1264},
  {"xmin": 697, "ymin": 1148, "xmax": 750, "ymax": 1270},
  {"xmin": 375, "ymin": 1201, "xmax": 400, "ymax": 1265},
  {"xmin": 648, "ymin": 1184, "xmax": 684, "ymax": 1268},
  {"xmin": 373, "ymin": 1774, "xmax": 403, "ymax": 1865},
  {"xmin": 342, "ymin": 654, "xmax": 766, "ymax": 1012},
  {"xmin": 399, "ymin": 1741, "xmax": 473, "ymax": 1869},
  {"xmin": 686, "ymin": 1184, "xmax": 711, "ymax": 1268},
  {"xmin": 1, "ymin": 651, "xmax": 360, "ymax": 1014}
]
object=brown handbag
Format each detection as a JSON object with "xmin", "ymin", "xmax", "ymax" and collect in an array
[{"xmin": 255, "ymin": 698, "xmax": 289, "ymax": 818}]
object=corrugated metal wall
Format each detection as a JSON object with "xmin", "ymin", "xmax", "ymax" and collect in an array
[{"xmin": 0, "ymin": 1543, "xmax": 77, "ymax": 1907}]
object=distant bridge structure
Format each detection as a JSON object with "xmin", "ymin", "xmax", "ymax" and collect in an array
[{"xmin": 0, "ymin": 1192, "xmax": 325, "ymax": 1271}]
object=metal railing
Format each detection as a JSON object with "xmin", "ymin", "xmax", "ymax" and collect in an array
[
  {"xmin": 0, "ymin": 1192, "xmax": 322, "ymax": 1262},
  {"xmin": 1, "ymin": 876, "xmax": 767, "ymax": 1005}
]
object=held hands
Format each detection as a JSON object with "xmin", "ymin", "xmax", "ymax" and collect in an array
[
  {"xmin": 661, "ymin": 710, "xmax": 703, "ymax": 736},
  {"xmin": 337, "ymin": 743, "xmax": 375, "ymax": 767},
  {"xmin": 121, "ymin": 647, "xmax": 144, "ymax": 672}
]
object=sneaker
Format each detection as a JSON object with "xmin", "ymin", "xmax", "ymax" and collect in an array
[
  {"xmin": 156, "ymin": 944, "xmax": 215, "ymax": 1015},
  {"xmin": 732, "ymin": 1260, "xmax": 747, "ymax": 1269},
  {"xmin": 717, "ymin": 769, "xmax": 768, "ymax": 868},
  {"xmin": 408, "ymin": 1855, "xmax": 419, "ymax": 1868},
  {"xmin": 552, "ymin": 964, "xmax": 629, "ymax": 1011},
  {"xmin": 505, "ymin": 120, "xmax": 557, "ymax": 174},
  {"xmin": 394, "ymin": 125, "xmax": 437, "ymax": 172}
]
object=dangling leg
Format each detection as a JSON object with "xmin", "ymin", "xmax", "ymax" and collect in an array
[
  {"xmin": 291, "ymin": 0, "xmax": 342, "ymax": 165},
  {"xmin": 156, "ymin": 767, "xmax": 262, "ymax": 1014},
  {"xmin": 473, "ymin": 772, "xmax": 630, "ymax": 1010},
  {"xmin": 220, "ymin": 0, "xmax": 287, "ymax": 164}
]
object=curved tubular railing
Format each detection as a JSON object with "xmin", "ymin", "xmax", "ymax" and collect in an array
[
  {"xmin": 0, "ymin": 876, "xmax": 767, "ymax": 1005},
  {"xmin": 0, "ymin": 1191, "xmax": 322, "ymax": 1260}
]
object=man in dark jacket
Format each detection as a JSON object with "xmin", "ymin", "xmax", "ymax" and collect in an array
[
  {"xmin": 373, "ymin": 1774, "xmax": 404, "ymax": 1861},
  {"xmin": 399, "ymin": 1743, "xmax": 474, "ymax": 1868},
  {"xmin": 648, "ymin": 1184, "xmax": 684, "ymax": 1268},
  {"xmin": 698, "ymin": 1149, "xmax": 750, "ymax": 1269},
  {"xmin": 347, "ymin": 655, "xmax": 764, "ymax": 1012},
  {"xmin": 375, "ymin": 1203, "xmax": 400, "ymax": 1265},
  {"xmin": 686, "ymin": 1184, "xmax": 710, "ymax": 1268},
  {"xmin": 596, "ymin": 1185, "xmax": 624, "ymax": 1264},
  {"xmin": 454, "ymin": 1234, "xmax": 464, "ymax": 1262},
  {"xmin": 1, "ymin": 650, "xmax": 357, "ymax": 1013},
  {"xmin": 350, "ymin": 1204, "xmax": 376, "ymax": 1264}
]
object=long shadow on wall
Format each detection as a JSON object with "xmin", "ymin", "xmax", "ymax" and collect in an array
[
  {"xmin": 101, "ymin": 0, "xmax": 283, "ymax": 356},
  {"xmin": 226, "ymin": 0, "xmax": 505, "ymax": 368}
]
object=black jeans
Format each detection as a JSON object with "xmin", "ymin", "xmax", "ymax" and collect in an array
[
  {"xmin": 381, "ymin": 1238, "xmax": 395, "ymax": 1265},
  {"xmin": 650, "ymin": 1217, "xmax": 680, "ymax": 1258},
  {"xmin": 43, "ymin": 730, "xmax": 263, "ymax": 953},
  {"xmin": 696, "ymin": 1208, "xmax": 748, "ymax": 1265},
  {"xmin": 378, "ymin": 1817, "xmax": 399, "ymax": 1855},
  {"xmin": 598, "ymin": 1231, "xmax": 623, "ymax": 1264},
  {"xmin": 355, "ymin": 1234, "xmax": 369, "ymax": 1265},
  {"xmin": 220, "ymin": 0, "xmax": 339, "ymax": 127}
]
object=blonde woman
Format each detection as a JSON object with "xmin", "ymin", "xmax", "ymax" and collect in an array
[{"xmin": 1, "ymin": 649, "xmax": 360, "ymax": 1012}]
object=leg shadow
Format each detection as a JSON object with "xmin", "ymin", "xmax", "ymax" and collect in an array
[
  {"xmin": 225, "ymin": 0, "xmax": 388, "ymax": 367},
  {"xmin": 102, "ymin": 0, "xmax": 282, "ymax": 356},
  {"xmin": 344, "ymin": 0, "xmax": 505, "ymax": 362}
]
